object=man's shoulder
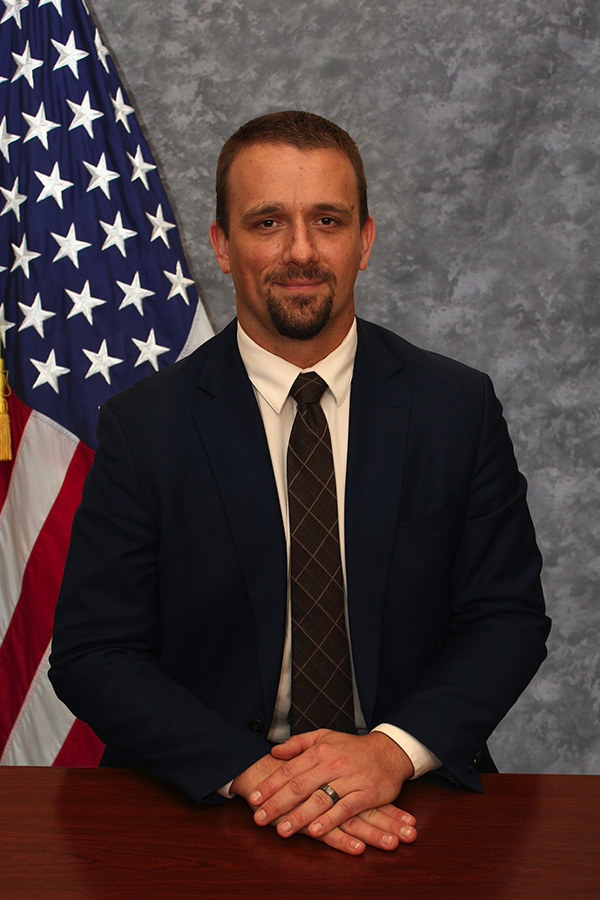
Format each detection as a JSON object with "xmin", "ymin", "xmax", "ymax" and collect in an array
[
  {"xmin": 356, "ymin": 318, "xmax": 485, "ymax": 387},
  {"xmin": 105, "ymin": 319, "xmax": 238, "ymax": 414}
]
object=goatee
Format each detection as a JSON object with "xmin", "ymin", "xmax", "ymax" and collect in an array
[{"xmin": 264, "ymin": 265, "xmax": 336, "ymax": 340}]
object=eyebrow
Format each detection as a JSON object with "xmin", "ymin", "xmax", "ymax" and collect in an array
[
  {"xmin": 241, "ymin": 202, "xmax": 354, "ymax": 223},
  {"xmin": 241, "ymin": 203, "xmax": 285, "ymax": 223}
]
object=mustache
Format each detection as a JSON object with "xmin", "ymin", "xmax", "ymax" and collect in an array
[{"xmin": 263, "ymin": 265, "xmax": 337, "ymax": 286}]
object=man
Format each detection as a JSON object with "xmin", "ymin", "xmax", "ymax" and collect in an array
[{"xmin": 50, "ymin": 110, "xmax": 550, "ymax": 856}]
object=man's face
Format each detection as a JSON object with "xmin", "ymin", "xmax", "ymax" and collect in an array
[{"xmin": 210, "ymin": 142, "xmax": 375, "ymax": 361}]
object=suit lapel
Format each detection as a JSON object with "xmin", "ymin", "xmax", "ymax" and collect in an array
[
  {"xmin": 345, "ymin": 320, "xmax": 413, "ymax": 724},
  {"xmin": 191, "ymin": 322, "xmax": 287, "ymax": 719}
]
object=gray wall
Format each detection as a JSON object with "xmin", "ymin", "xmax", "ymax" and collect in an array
[{"xmin": 88, "ymin": 0, "xmax": 599, "ymax": 775}]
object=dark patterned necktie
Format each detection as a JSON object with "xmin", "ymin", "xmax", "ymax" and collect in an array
[{"xmin": 287, "ymin": 372, "xmax": 355, "ymax": 733}]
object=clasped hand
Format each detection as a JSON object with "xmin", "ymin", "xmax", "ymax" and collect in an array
[{"xmin": 233, "ymin": 730, "xmax": 417, "ymax": 855}]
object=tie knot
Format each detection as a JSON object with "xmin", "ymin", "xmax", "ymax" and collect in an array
[{"xmin": 290, "ymin": 372, "xmax": 328, "ymax": 406}]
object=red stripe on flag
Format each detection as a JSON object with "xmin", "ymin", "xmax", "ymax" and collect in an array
[
  {"xmin": 0, "ymin": 392, "xmax": 33, "ymax": 511},
  {"xmin": 52, "ymin": 718, "xmax": 104, "ymax": 767},
  {"xmin": 0, "ymin": 440, "xmax": 93, "ymax": 755}
]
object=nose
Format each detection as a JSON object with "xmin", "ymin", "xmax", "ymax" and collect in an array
[{"xmin": 282, "ymin": 220, "xmax": 319, "ymax": 266}]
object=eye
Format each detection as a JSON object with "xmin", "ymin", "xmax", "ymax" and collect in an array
[
  {"xmin": 257, "ymin": 218, "xmax": 277, "ymax": 229},
  {"xmin": 318, "ymin": 216, "xmax": 338, "ymax": 226}
]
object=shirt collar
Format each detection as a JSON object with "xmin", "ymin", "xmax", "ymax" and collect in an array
[{"xmin": 237, "ymin": 319, "xmax": 358, "ymax": 414}]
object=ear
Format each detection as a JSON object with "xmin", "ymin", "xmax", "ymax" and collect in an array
[
  {"xmin": 209, "ymin": 220, "xmax": 231, "ymax": 274},
  {"xmin": 359, "ymin": 215, "xmax": 376, "ymax": 271}
]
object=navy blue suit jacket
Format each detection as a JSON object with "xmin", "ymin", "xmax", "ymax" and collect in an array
[{"xmin": 49, "ymin": 318, "xmax": 550, "ymax": 802}]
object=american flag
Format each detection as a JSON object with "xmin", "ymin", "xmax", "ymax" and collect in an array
[{"xmin": 0, "ymin": 0, "xmax": 213, "ymax": 765}]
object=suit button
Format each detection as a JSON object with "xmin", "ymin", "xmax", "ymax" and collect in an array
[
  {"xmin": 469, "ymin": 763, "xmax": 476, "ymax": 774},
  {"xmin": 248, "ymin": 718, "xmax": 265, "ymax": 734}
]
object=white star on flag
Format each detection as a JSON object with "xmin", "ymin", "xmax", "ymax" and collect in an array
[
  {"xmin": 164, "ymin": 260, "xmax": 194, "ymax": 304},
  {"xmin": 11, "ymin": 234, "xmax": 41, "ymax": 278},
  {"xmin": 147, "ymin": 203, "xmax": 175, "ymax": 247},
  {"xmin": 67, "ymin": 90, "xmax": 103, "ymax": 137},
  {"xmin": 52, "ymin": 30, "xmax": 88, "ymax": 79},
  {"xmin": 1, "ymin": 175, "xmax": 27, "ymax": 221},
  {"xmin": 99, "ymin": 210, "xmax": 136, "ymax": 256},
  {"xmin": 94, "ymin": 28, "xmax": 109, "ymax": 72},
  {"xmin": 132, "ymin": 328, "xmax": 169, "ymax": 370},
  {"xmin": 66, "ymin": 279, "xmax": 106, "ymax": 324},
  {"xmin": 111, "ymin": 87, "xmax": 134, "ymax": 132},
  {"xmin": 0, "ymin": 116, "xmax": 20, "ymax": 162},
  {"xmin": 35, "ymin": 161, "xmax": 74, "ymax": 208},
  {"xmin": 82, "ymin": 338, "xmax": 123, "ymax": 383},
  {"xmin": 11, "ymin": 41, "xmax": 44, "ymax": 88},
  {"xmin": 39, "ymin": 0, "xmax": 63, "ymax": 14},
  {"xmin": 127, "ymin": 144, "xmax": 156, "ymax": 190},
  {"xmin": 30, "ymin": 348, "xmax": 70, "ymax": 393},
  {"xmin": 117, "ymin": 270, "xmax": 154, "ymax": 315},
  {"xmin": 83, "ymin": 151, "xmax": 119, "ymax": 198},
  {"xmin": 0, "ymin": 302, "xmax": 16, "ymax": 346},
  {"xmin": 18, "ymin": 292, "xmax": 56, "ymax": 337},
  {"xmin": 1, "ymin": 0, "xmax": 29, "ymax": 30},
  {"xmin": 51, "ymin": 222, "xmax": 92, "ymax": 267},
  {"xmin": 22, "ymin": 102, "xmax": 60, "ymax": 148}
]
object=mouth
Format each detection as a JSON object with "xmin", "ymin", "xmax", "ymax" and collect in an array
[{"xmin": 272, "ymin": 281, "xmax": 324, "ymax": 291}]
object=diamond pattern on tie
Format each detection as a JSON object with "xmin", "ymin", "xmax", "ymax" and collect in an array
[{"xmin": 287, "ymin": 372, "xmax": 354, "ymax": 733}]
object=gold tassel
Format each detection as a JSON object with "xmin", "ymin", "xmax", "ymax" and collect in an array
[{"xmin": 0, "ymin": 355, "xmax": 12, "ymax": 462}]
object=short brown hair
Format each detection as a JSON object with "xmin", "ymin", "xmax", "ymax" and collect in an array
[{"xmin": 215, "ymin": 110, "xmax": 369, "ymax": 236}]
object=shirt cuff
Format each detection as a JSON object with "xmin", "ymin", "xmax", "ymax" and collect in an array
[
  {"xmin": 371, "ymin": 723, "xmax": 442, "ymax": 779},
  {"xmin": 217, "ymin": 780, "xmax": 235, "ymax": 799}
]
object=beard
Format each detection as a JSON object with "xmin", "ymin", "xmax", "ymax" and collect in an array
[{"xmin": 263, "ymin": 265, "xmax": 337, "ymax": 340}]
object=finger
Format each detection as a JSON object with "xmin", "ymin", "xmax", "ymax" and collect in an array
[
  {"xmin": 371, "ymin": 802, "xmax": 417, "ymax": 828},
  {"xmin": 262, "ymin": 804, "xmax": 366, "ymax": 856},
  {"xmin": 304, "ymin": 795, "xmax": 417, "ymax": 841},
  {"xmin": 274, "ymin": 783, "xmax": 346, "ymax": 836},
  {"xmin": 300, "ymin": 788, "xmax": 376, "ymax": 837},
  {"xmin": 250, "ymin": 757, "xmax": 321, "ymax": 812},
  {"xmin": 305, "ymin": 824, "xmax": 365, "ymax": 856},
  {"xmin": 338, "ymin": 814, "xmax": 417, "ymax": 850},
  {"xmin": 356, "ymin": 806, "xmax": 418, "ymax": 843}
]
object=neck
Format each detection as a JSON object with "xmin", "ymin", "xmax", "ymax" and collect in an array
[{"xmin": 237, "ymin": 315, "xmax": 355, "ymax": 369}]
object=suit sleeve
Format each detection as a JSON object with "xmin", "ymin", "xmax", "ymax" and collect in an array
[
  {"xmin": 380, "ymin": 374, "xmax": 550, "ymax": 789},
  {"xmin": 49, "ymin": 400, "xmax": 271, "ymax": 803}
]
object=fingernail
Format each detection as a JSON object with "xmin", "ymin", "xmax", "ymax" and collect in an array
[
  {"xmin": 310, "ymin": 822, "xmax": 323, "ymax": 834},
  {"xmin": 255, "ymin": 809, "xmax": 267, "ymax": 823},
  {"xmin": 402, "ymin": 814, "xmax": 414, "ymax": 825},
  {"xmin": 279, "ymin": 820, "xmax": 292, "ymax": 834},
  {"xmin": 401, "ymin": 826, "xmax": 414, "ymax": 838},
  {"xmin": 382, "ymin": 833, "xmax": 394, "ymax": 846},
  {"xmin": 249, "ymin": 790, "xmax": 262, "ymax": 805},
  {"xmin": 350, "ymin": 840, "xmax": 363, "ymax": 851}
]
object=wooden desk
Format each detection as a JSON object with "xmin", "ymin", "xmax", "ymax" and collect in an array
[{"xmin": 0, "ymin": 768, "xmax": 598, "ymax": 898}]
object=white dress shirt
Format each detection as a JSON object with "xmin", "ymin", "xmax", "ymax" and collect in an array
[{"xmin": 235, "ymin": 320, "xmax": 441, "ymax": 782}]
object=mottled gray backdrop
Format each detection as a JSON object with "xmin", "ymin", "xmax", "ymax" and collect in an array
[{"xmin": 88, "ymin": 0, "xmax": 599, "ymax": 775}]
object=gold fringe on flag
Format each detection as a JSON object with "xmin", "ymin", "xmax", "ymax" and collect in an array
[{"xmin": 0, "ymin": 354, "xmax": 12, "ymax": 461}]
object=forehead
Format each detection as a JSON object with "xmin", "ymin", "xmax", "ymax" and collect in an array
[{"xmin": 227, "ymin": 142, "xmax": 360, "ymax": 212}]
